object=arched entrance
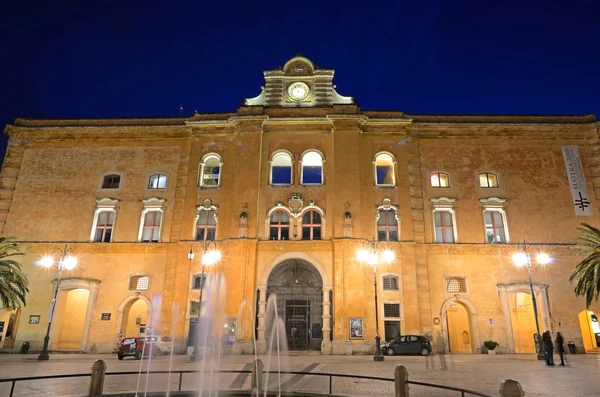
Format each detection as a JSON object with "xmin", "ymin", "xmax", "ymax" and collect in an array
[
  {"xmin": 578, "ymin": 310, "xmax": 600, "ymax": 352},
  {"xmin": 49, "ymin": 278, "xmax": 100, "ymax": 352},
  {"xmin": 266, "ymin": 259, "xmax": 323, "ymax": 350},
  {"xmin": 498, "ymin": 283, "xmax": 551, "ymax": 354},
  {"xmin": 441, "ymin": 297, "xmax": 480, "ymax": 353},
  {"xmin": 117, "ymin": 294, "xmax": 152, "ymax": 338},
  {"xmin": 0, "ymin": 308, "xmax": 19, "ymax": 349}
]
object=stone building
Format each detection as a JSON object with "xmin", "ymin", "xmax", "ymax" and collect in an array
[{"xmin": 1, "ymin": 54, "xmax": 599, "ymax": 355}]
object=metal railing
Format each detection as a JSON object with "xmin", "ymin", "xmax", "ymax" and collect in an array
[{"xmin": 0, "ymin": 363, "xmax": 505, "ymax": 397}]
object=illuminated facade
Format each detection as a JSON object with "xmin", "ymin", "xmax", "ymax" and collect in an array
[{"xmin": 1, "ymin": 54, "xmax": 600, "ymax": 355}]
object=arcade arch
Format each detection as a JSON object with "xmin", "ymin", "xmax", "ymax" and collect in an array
[
  {"xmin": 440, "ymin": 296, "xmax": 480, "ymax": 353},
  {"xmin": 116, "ymin": 294, "xmax": 153, "ymax": 338}
]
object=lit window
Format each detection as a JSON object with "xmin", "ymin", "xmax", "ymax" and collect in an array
[
  {"xmin": 148, "ymin": 174, "xmax": 167, "ymax": 189},
  {"xmin": 479, "ymin": 172, "xmax": 499, "ymax": 188},
  {"xmin": 484, "ymin": 210, "xmax": 506, "ymax": 243},
  {"xmin": 430, "ymin": 172, "xmax": 450, "ymax": 187},
  {"xmin": 93, "ymin": 211, "xmax": 115, "ymax": 242},
  {"xmin": 196, "ymin": 210, "xmax": 217, "ymax": 241},
  {"xmin": 270, "ymin": 152, "xmax": 293, "ymax": 185},
  {"xmin": 192, "ymin": 274, "xmax": 205, "ymax": 290},
  {"xmin": 384, "ymin": 303, "xmax": 401, "ymax": 318},
  {"xmin": 200, "ymin": 154, "xmax": 222, "ymax": 187},
  {"xmin": 142, "ymin": 211, "xmax": 161, "ymax": 242},
  {"xmin": 377, "ymin": 210, "xmax": 398, "ymax": 242},
  {"xmin": 382, "ymin": 275, "xmax": 400, "ymax": 291},
  {"xmin": 269, "ymin": 210, "xmax": 290, "ymax": 240},
  {"xmin": 434, "ymin": 210, "xmax": 455, "ymax": 243},
  {"xmin": 445, "ymin": 276, "xmax": 467, "ymax": 293},
  {"xmin": 129, "ymin": 275, "xmax": 150, "ymax": 291},
  {"xmin": 374, "ymin": 153, "xmax": 395, "ymax": 186},
  {"xmin": 102, "ymin": 174, "xmax": 121, "ymax": 189},
  {"xmin": 301, "ymin": 151, "xmax": 323, "ymax": 184},
  {"xmin": 302, "ymin": 210, "xmax": 322, "ymax": 240},
  {"xmin": 190, "ymin": 301, "xmax": 207, "ymax": 317}
]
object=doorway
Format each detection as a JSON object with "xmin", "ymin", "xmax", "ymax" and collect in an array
[
  {"xmin": 446, "ymin": 302, "xmax": 473, "ymax": 353},
  {"xmin": 0, "ymin": 308, "xmax": 18, "ymax": 349},
  {"xmin": 578, "ymin": 310, "xmax": 600, "ymax": 352},
  {"xmin": 122, "ymin": 298, "xmax": 149, "ymax": 337},
  {"xmin": 51, "ymin": 289, "xmax": 91, "ymax": 350},
  {"xmin": 266, "ymin": 259, "xmax": 323, "ymax": 351},
  {"xmin": 508, "ymin": 292, "xmax": 545, "ymax": 353}
]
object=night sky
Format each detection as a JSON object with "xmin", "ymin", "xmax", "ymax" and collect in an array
[{"xmin": 1, "ymin": 1, "xmax": 598, "ymax": 158}]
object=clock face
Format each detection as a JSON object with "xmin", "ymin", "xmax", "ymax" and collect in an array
[{"xmin": 287, "ymin": 82, "xmax": 310, "ymax": 102}]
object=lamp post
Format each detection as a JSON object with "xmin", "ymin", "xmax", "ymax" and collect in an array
[
  {"xmin": 188, "ymin": 240, "xmax": 220, "ymax": 361},
  {"xmin": 38, "ymin": 245, "xmax": 77, "ymax": 361},
  {"xmin": 512, "ymin": 241, "xmax": 551, "ymax": 361},
  {"xmin": 357, "ymin": 237, "xmax": 395, "ymax": 362}
]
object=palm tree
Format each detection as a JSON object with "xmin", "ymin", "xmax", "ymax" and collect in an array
[
  {"xmin": 0, "ymin": 237, "xmax": 28, "ymax": 309},
  {"xmin": 569, "ymin": 223, "xmax": 600, "ymax": 308}
]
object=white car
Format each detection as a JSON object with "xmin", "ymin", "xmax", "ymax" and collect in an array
[{"xmin": 145, "ymin": 335, "xmax": 173, "ymax": 355}]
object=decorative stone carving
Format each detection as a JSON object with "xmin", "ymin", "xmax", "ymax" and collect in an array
[
  {"xmin": 375, "ymin": 198, "xmax": 399, "ymax": 222},
  {"xmin": 195, "ymin": 199, "xmax": 218, "ymax": 222},
  {"xmin": 239, "ymin": 203, "xmax": 248, "ymax": 238},
  {"xmin": 343, "ymin": 201, "xmax": 353, "ymax": 238},
  {"xmin": 289, "ymin": 193, "xmax": 304, "ymax": 216}
]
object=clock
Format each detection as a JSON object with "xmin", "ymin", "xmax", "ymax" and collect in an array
[{"xmin": 287, "ymin": 82, "xmax": 310, "ymax": 102}]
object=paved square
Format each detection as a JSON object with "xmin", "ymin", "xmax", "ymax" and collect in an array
[{"xmin": 0, "ymin": 352, "xmax": 598, "ymax": 396}]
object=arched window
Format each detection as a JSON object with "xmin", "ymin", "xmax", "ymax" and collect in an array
[
  {"xmin": 148, "ymin": 174, "xmax": 168, "ymax": 189},
  {"xmin": 479, "ymin": 172, "xmax": 499, "ymax": 188},
  {"xmin": 377, "ymin": 209, "xmax": 398, "ymax": 242},
  {"xmin": 302, "ymin": 210, "xmax": 322, "ymax": 240},
  {"xmin": 196, "ymin": 210, "xmax": 217, "ymax": 241},
  {"xmin": 269, "ymin": 210, "xmax": 290, "ymax": 240},
  {"xmin": 301, "ymin": 151, "xmax": 323, "ymax": 185},
  {"xmin": 430, "ymin": 172, "xmax": 450, "ymax": 187},
  {"xmin": 270, "ymin": 151, "xmax": 293, "ymax": 185},
  {"xmin": 374, "ymin": 153, "xmax": 395, "ymax": 186},
  {"xmin": 199, "ymin": 153, "xmax": 222, "ymax": 187}
]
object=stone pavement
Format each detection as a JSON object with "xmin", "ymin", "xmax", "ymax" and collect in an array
[{"xmin": 0, "ymin": 352, "xmax": 598, "ymax": 396}]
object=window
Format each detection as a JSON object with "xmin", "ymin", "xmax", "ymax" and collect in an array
[
  {"xmin": 196, "ymin": 210, "xmax": 217, "ymax": 241},
  {"xmin": 434, "ymin": 210, "xmax": 455, "ymax": 243},
  {"xmin": 377, "ymin": 210, "xmax": 398, "ymax": 242},
  {"xmin": 141, "ymin": 211, "xmax": 161, "ymax": 242},
  {"xmin": 102, "ymin": 174, "xmax": 121, "ymax": 189},
  {"xmin": 189, "ymin": 301, "xmax": 207, "ymax": 317},
  {"xmin": 479, "ymin": 172, "xmax": 499, "ymax": 188},
  {"xmin": 430, "ymin": 172, "xmax": 450, "ymax": 187},
  {"xmin": 445, "ymin": 276, "xmax": 467, "ymax": 294},
  {"xmin": 129, "ymin": 275, "xmax": 150, "ymax": 291},
  {"xmin": 301, "ymin": 210, "xmax": 322, "ymax": 240},
  {"xmin": 192, "ymin": 274, "xmax": 205, "ymax": 290},
  {"xmin": 484, "ymin": 210, "xmax": 506, "ymax": 243},
  {"xmin": 93, "ymin": 211, "xmax": 115, "ymax": 242},
  {"xmin": 148, "ymin": 174, "xmax": 167, "ymax": 189},
  {"xmin": 374, "ymin": 153, "xmax": 395, "ymax": 186},
  {"xmin": 384, "ymin": 303, "xmax": 401, "ymax": 318},
  {"xmin": 270, "ymin": 151, "xmax": 293, "ymax": 185},
  {"xmin": 199, "ymin": 153, "xmax": 222, "ymax": 187},
  {"xmin": 269, "ymin": 210, "xmax": 290, "ymax": 240},
  {"xmin": 382, "ymin": 275, "xmax": 400, "ymax": 291},
  {"xmin": 301, "ymin": 151, "xmax": 323, "ymax": 184}
]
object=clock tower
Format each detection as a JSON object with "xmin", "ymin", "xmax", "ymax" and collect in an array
[{"xmin": 244, "ymin": 53, "xmax": 354, "ymax": 107}]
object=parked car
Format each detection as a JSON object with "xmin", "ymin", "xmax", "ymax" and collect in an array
[
  {"xmin": 145, "ymin": 335, "xmax": 173, "ymax": 355},
  {"xmin": 382, "ymin": 335, "xmax": 431, "ymax": 356},
  {"xmin": 117, "ymin": 337, "xmax": 157, "ymax": 360}
]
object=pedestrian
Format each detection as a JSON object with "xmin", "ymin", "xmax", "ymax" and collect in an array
[
  {"xmin": 555, "ymin": 332, "xmax": 565, "ymax": 366},
  {"xmin": 542, "ymin": 331, "xmax": 555, "ymax": 366}
]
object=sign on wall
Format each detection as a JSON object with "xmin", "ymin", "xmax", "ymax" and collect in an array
[
  {"xmin": 101, "ymin": 313, "xmax": 111, "ymax": 321},
  {"xmin": 562, "ymin": 146, "xmax": 593, "ymax": 216}
]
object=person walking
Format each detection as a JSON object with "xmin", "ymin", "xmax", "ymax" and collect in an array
[
  {"xmin": 555, "ymin": 332, "xmax": 565, "ymax": 366},
  {"xmin": 542, "ymin": 331, "xmax": 555, "ymax": 366}
]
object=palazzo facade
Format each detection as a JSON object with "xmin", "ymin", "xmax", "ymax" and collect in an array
[{"xmin": 1, "ymin": 54, "xmax": 600, "ymax": 355}]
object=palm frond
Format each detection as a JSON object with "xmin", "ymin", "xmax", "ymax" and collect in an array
[
  {"xmin": 0, "ymin": 238, "xmax": 29, "ymax": 309},
  {"xmin": 571, "ymin": 223, "xmax": 600, "ymax": 307}
]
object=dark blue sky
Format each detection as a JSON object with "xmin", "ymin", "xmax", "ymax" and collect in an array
[{"xmin": 1, "ymin": 1, "xmax": 598, "ymax": 157}]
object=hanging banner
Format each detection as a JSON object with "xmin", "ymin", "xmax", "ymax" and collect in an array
[{"xmin": 562, "ymin": 146, "xmax": 593, "ymax": 216}]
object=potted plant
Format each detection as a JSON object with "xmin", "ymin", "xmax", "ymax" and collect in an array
[{"xmin": 484, "ymin": 340, "xmax": 499, "ymax": 354}]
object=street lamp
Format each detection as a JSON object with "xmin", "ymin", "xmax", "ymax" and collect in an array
[
  {"xmin": 512, "ymin": 241, "xmax": 551, "ymax": 361},
  {"xmin": 357, "ymin": 237, "xmax": 394, "ymax": 362},
  {"xmin": 38, "ymin": 245, "xmax": 77, "ymax": 361},
  {"xmin": 188, "ymin": 240, "xmax": 221, "ymax": 361}
]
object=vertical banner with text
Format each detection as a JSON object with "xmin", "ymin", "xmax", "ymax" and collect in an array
[{"xmin": 562, "ymin": 146, "xmax": 593, "ymax": 216}]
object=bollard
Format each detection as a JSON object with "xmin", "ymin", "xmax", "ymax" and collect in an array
[
  {"xmin": 394, "ymin": 365, "xmax": 409, "ymax": 397},
  {"xmin": 88, "ymin": 359, "xmax": 107, "ymax": 397},
  {"xmin": 251, "ymin": 359, "xmax": 264, "ymax": 395},
  {"xmin": 499, "ymin": 379, "xmax": 525, "ymax": 397}
]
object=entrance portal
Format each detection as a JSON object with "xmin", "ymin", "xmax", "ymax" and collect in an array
[
  {"xmin": 578, "ymin": 310, "xmax": 600, "ymax": 352},
  {"xmin": 122, "ymin": 298, "xmax": 149, "ymax": 337},
  {"xmin": 508, "ymin": 292, "xmax": 545, "ymax": 353},
  {"xmin": 267, "ymin": 259, "xmax": 323, "ymax": 351},
  {"xmin": 446, "ymin": 302, "xmax": 473, "ymax": 353},
  {"xmin": 51, "ymin": 289, "xmax": 90, "ymax": 350}
]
